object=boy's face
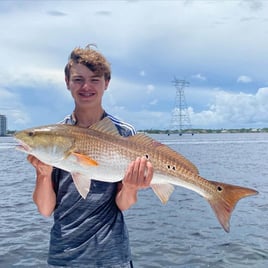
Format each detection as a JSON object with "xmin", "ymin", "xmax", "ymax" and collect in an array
[{"xmin": 66, "ymin": 63, "xmax": 109, "ymax": 109}]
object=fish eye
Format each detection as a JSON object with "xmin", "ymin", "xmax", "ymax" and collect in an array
[{"xmin": 28, "ymin": 131, "xmax": 34, "ymax": 137}]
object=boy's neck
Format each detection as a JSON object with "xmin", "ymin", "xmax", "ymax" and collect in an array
[{"xmin": 73, "ymin": 107, "xmax": 105, "ymax": 128}]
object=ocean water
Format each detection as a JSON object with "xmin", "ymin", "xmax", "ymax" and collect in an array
[{"xmin": 0, "ymin": 133, "xmax": 267, "ymax": 267}]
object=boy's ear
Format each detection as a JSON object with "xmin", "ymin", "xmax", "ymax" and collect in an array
[
  {"xmin": 104, "ymin": 79, "xmax": 110, "ymax": 90},
  {"xmin": 65, "ymin": 76, "xmax": 70, "ymax": 89}
]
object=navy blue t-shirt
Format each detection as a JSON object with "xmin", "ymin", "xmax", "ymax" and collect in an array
[{"xmin": 48, "ymin": 113, "xmax": 136, "ymax": 267}]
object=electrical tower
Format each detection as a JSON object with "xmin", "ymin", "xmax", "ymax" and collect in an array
[{"xmin": 169, "ymin": 78, "xmax": 193, "ymax": 135}]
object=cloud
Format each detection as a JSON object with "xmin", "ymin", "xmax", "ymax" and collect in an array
[
  {"xmin": 192, "ymin": 73, "xmax": 207, "ymax": 81},
  {"xmin": 149, "ymin": 99, "xmax": 158, "ymax": 106},
  {"xmin": 139, "ymin": 70, "xmax": 146, "ymax": 77},
  {"xmin": 190, "ymin": 87, "xmax": 268, "ymax": 128},
  {"xmin": 237, "ymin": 75, "xmax": 252, "ymax": 83},
  {"xmin": 0, "ymin": 87, "xmax": 31, "ymax": 127},
  {"xmin": 0, "ymin": 65, "xmax": 74, "ymax": 130},
  {"xmin": 146, "ymin": 84, "xmax": 155, "ymax": 94},
  {"xmin": 240, "ymin": 0, "xmax": 264, "ymax": 11},
  {"xmin": 47, "ymin": 10, "xmax": 67, "ymax": 17},
  {"xmin": 95, "ymin": 10, "xmax": 111, "ymax": 16},
  {"xmin": 118, "ymin": 86, "xmax": 268, "ymax": 130}
]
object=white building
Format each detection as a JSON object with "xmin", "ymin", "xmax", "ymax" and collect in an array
[{"xmin": 0, "ymin": 114, "xmax": 7, "ymax": 136}]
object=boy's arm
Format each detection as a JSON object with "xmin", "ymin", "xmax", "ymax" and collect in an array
[{"xmin": 28, "ymin": 155, "xmax": 56, "ymax": 217}]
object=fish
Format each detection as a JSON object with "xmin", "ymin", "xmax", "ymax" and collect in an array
[{"xmin": 14, "ymin": 117, "xmax": 258, "ymax": 232}]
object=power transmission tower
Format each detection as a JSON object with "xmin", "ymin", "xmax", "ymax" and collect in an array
[{"xmin": 169, "ymin": 78, "xmax": 193, "ymax": 135}]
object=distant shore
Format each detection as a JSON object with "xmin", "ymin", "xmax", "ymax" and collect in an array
[
  {"xmin": 139, "ymin": 128, "xmax": 268, "ymax": 134},
  {"xmin": 1, "ymin": 128, "xmax": 268, "ymax": 137}
]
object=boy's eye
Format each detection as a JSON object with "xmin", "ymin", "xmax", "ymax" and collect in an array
[
  {"xmin": 71, "ymin": 77, "xmax": 101, "ymax": 84},
  {"xmin": 73, "ymin": 78, "xmax": 83, "ymax": 82}
]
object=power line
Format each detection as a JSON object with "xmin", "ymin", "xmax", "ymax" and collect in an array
[{"xmin": 169, "ymin": 77, "xmax": 193, "ymax": 135}]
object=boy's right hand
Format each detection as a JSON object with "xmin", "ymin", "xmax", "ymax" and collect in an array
[{"xmin": 27, "ymin": 155, "xmax": 53, "ymax": 177}]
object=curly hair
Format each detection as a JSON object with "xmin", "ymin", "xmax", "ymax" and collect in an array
[{"xmin": 64, "ymin": 44, "xmax": 111, "ymax": 81}]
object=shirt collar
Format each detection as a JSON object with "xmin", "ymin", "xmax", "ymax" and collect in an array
[
  {"xmin": 70, "ymin": 112, "xmax": 77, "ymax": 125},
  {"xmin": 70, "ymin": 111, "xmax": 107, "ymax": 126}
]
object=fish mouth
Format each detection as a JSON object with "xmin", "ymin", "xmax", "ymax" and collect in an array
[{"xmin": 15, "ymin": 140, "xmax": 31, "ymax": 153}]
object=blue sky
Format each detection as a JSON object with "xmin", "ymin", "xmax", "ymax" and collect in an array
[{"xmin": 1, "ymin": 0, "xmax": 268, "ymax": 130}]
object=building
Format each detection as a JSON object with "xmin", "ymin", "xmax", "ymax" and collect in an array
[{"xmin": 0, "ymin": 114, "xmax": 7, "ymax": 136}]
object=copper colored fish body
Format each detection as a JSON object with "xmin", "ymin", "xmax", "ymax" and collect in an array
[{"xmin": 15, "ymin": 118, "xmax": 258, "ymax": 232}]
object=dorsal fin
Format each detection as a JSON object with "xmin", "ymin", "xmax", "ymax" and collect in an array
[{"xmin": 89, "ymin": 117, "xmax": 120, "ymax": 136}]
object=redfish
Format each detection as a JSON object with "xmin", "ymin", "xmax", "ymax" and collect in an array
[{"xmin": 15, "ymin": 117, "xmax": 258, "ymax": 232}]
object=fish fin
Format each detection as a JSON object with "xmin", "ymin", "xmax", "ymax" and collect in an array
[
  {"xmin": 207, "ymin": 180, "xmax": 258, "ymax": 232},
  {"xmin": 71, "ymin": 152, "xmax": 98, "ymax": 166},
  {"xmin": 72, "ymin": 172, "xmax": 91, "ymax": 199},
  {"xmin": 151, "ymin": 183, "xmax": 175, "ymax": 204},
  {"xmin": 129, "ymin": 134, "xmax": 199, "ymax": 174},
  {"xmin": 89, "ymin": 117, "xmax": 120, "ymax": 136}
]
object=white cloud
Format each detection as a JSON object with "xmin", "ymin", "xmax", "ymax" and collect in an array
[
  {"xmin": 190, "ymin": 87, "xmax": 268, "ymax": 128},
  {"xmin": 237, "ymin": 75, "xmax": 252, "ymax": 83},
  {"xmin": 192, "ymin": 73, "xmax": 207, "ymax": 81},
  {"xmin": 139, "ymin": 70, "xmax": 146, "ymax": 77},
  {"xmin": 105, "ymin": 84, "xmax": 268, "ymax": 130},
  {"xmin": 0, "ymin": 87, "xmax": 31, "ymax": 128},
  {"xmin": 146, "ymin": 84, "xmax": 155, "ymax": 94},
  {"xmin": 149, "ymin": 99, "xmax": 158, "ymax": 106}
]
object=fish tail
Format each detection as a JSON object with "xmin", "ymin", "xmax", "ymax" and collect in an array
[{"xmin": 207, "ymin": 180, "xmax": 258, "ymax": 232}]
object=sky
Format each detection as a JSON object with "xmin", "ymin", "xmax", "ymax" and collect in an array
[{"xmin": 0, "ymin": 0, "xmax": 268, "ymax": 131}]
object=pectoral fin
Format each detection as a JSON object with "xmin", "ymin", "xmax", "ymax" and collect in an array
[
  {"xmin": 71, "ymin": 152, "xmax": 98, "ymax": 166},
  {"xmin": 151, "ymin": 183, "xmax": 175, "ymax": 204},
  {"xmin": 71, "ymin": 172, "xmax": 92, "ymax": 199}
]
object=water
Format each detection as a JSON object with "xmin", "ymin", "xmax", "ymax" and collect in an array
[{"xmin": 0, "ymin": 133, "xmax": 267, "ymax": 267}]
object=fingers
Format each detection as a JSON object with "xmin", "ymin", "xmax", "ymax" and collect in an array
[
  {"xmin": 124, "ymin": 157, "xmax": 153, "ymax": 189},
  {"xmin": 27, "ymin": 155, "xmax": 44, "ymax": 168},
  {"xmin": 132, "ymin": 157, "xmax": 146, "ymax": 185},
  {"xmin": 27, "ymin": 155, "xmax": 53, "ymax": 176},
  {"xmin": 27, "ymin": 155, "xmax": 39, "ymax": 167},
  {"xmin": 144, "ymin": 160, "xmax": 153, "ymax": 186}
]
